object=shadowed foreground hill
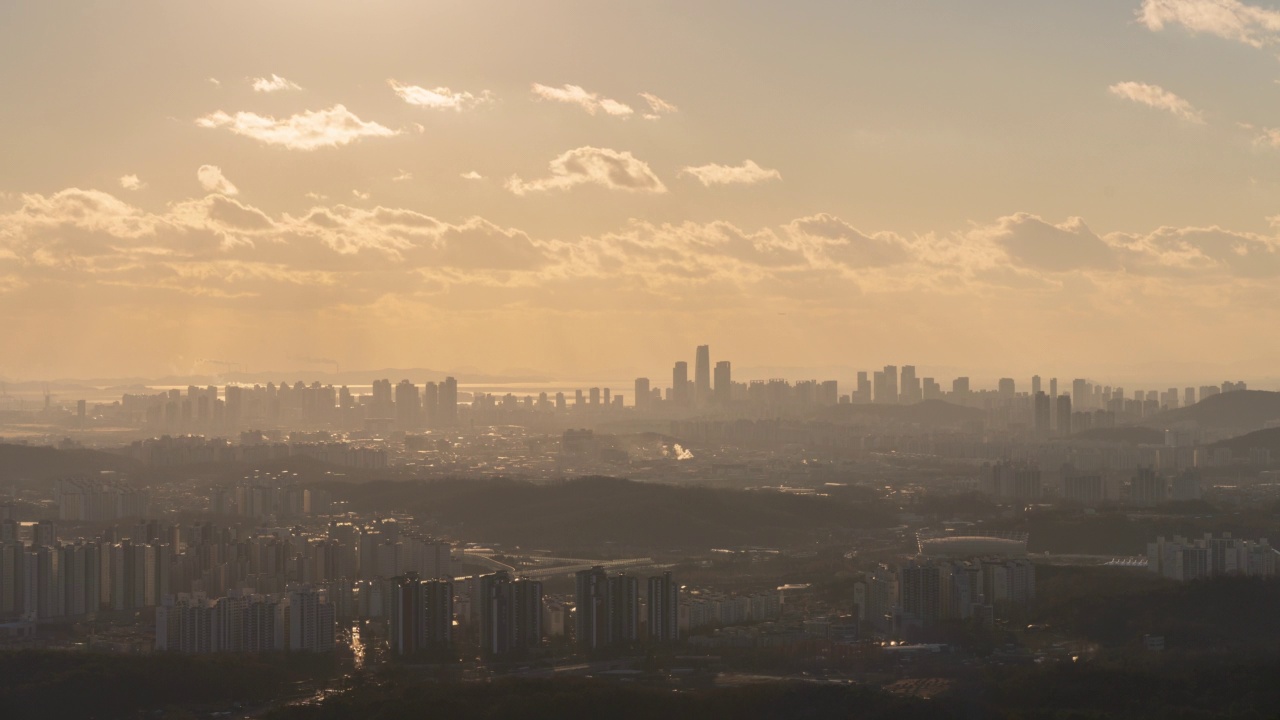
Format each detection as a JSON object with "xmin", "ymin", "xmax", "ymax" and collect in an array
[
  {"xmin": 329, "ymin": 477, "xmax": 896, "ymax": 549},
  {"xmin": 0, "ymin": 443, "xmax": 141, "ymax": 483},
  {"xmin": 1142, "ymin": 390, "xmax": 1280, "ymax": 434},
  {"xmin": 1207, "ymin": 426, "xmax": 1280, "ymax": 459}
]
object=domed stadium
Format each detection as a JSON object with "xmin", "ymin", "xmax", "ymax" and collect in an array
[{"xmin": 917, "ymin": 532, "xmax": 1028, "ymax": 558}]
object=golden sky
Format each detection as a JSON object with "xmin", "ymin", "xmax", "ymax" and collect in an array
[{"xmin": 3, "ymin": 0, "xmax": 1280, "ymax": 384}]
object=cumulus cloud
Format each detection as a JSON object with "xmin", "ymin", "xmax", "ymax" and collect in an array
[
  {"xmin": 461, "ymin": 171, "xmax": 485, "ymax": 181},
  {"xmin": 787, "ymin": 214, "xmax": 910, "ymax": 268},
  {"xmin": 977, "ymin": 213, "xmax": 1117, "ymax": 272},
  {"xmin": 207, "ymin": 77, "xmax": 221, "ymax": 87},
  {"xmin": 119, "ymin": 175, "xmax": 145, "ymax": 191},
  {"xmin": 197, "ymin": 165, "xmax": 239, "ymax": 195},
  {"xmin": 639, "ymin": 92, "xmax": 678, "ymax": 120},
  {"xmin": 392, "ymin": 170, "xmax": 413, "ymax": 182},
  {"xmin": 195, "ymin": 105, "xmax": 398, "ymax": 150},
  {"xmin": 352, "ymin": 190, "xmax": 370, "ymax": 200},
  {"xmin": 1108, "ymin": 81, "xmax": 1205, "ymax": 123},
  {"xmin": 1139, "ymin": 0, "xmax": 1280, "ymax": 48},
  {"xmin": 506, "ymin": 147, "xmax": 666, "ymax": 195},
  {"xmin": 251, "ymin": 74, "xmax": 302, "ymax": 93},
  {"xmin": 531, "ymin": 83, "xmax": 633, "ymax": 116},
  {"xmin": 388, "ymin": 80, "xmax": 494, "ymax": 111},
  {"xmin": 681, "ymin": 160, "xmax": 781, "ymax": 186},
  {"xmin": 1255, "ymin": 127, "xmax": 1280, "ymax": 147}
]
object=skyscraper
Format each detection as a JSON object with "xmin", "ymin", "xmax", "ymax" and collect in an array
[
  {"xmin": 672, "ymin": 362, "xmax": 689, "ymax": 407},
  {"xmin": 881, "ymin": 365, "xmax": 899, "ymax": 404},
  {"xmin": 634, "ymin": 378, "xmax": 650, "ymax": 410},
  {"xmin": 694, "ymin": 345, "xmax": 711, "ymax": 406},
  {"xmin": 1033, "ymin": 391, "xmax": 1050, "ymax": 438},
  {"xmin": 440, "ymin": 377, "xmax": 458, "ymax": 425},
  {"xmin": 713, "ymin": 361, "xmax": 731, "ymax": 404},
  {"xmin": 647, "ymin": 572, "xmax": 679, "ymax": 643},
  {"xmin": 900, "ymin": 365, "xmax": 920, "ymax": 403},
  {"xmin": 478, "ymin": 571, "xmax": 542, "ymax": 658}
]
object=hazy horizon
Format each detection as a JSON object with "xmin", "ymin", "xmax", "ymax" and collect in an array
[{"xmin": 6, "ymin": 1, "xmax": 1280, "ymax": 381}]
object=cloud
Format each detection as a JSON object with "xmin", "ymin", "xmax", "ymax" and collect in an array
[
  {"xmin": 506, "ymin": 147, "xmax": 666, "ymax": 195},
  {"xmin": 352, "ymin": 190, "xmax": 370, "ymax": 200},
  {"xmin": 787, "ymin": 214, "xmax": 910, "ymax": 268},
  {"xmin": 119, "ymin": 175, "xmax": 145, "ymax": 191},
  {"xmin": 530, "ymin": 83, "xmax": 633, "ymax": 116},
  {"xmin": 392, "ymin": 170, "xmax": 413, "ymax": 182},
  {"xmin": 195, "ymin": 105, "xmax": 398, "ymax": 150},
  {"xmin": 977, "ymin": 213, "xmax": 1117, "ymax": 272},
  {"xmin": 1108, "ymin": 81, "xmax": 1205, "ymax": 123},
  {"xmin": 461, "ymin": 171, "xmax": 485, "ymax": 181},
  {"xmin": 251, "ymin": 74, "xmax": 302, "ymax": 93},
  {"xmin": 681, "ymin": 160, "xmax": 781, "ymax": 186},
  {"xmin": 197, "ymin": 165, "xmax": 239, "ymax": 195},
  {"xmin": 639, "ymin": 92, "xmax": 678, "ymax": 115},
  {"xmin": 207, "ymin": 78, "xmax": 221, "ymax": 87},
  {"xmin": 1139, "ymin": 0, "xmax": 1280, "ymax": 48},
  {"xmin": 1255, "ymin": 127, "xmax": 1280, "ymax": 147},
  {"xmin": 388, "ymin": 80, "xmax": 494, "ymax": 111}
]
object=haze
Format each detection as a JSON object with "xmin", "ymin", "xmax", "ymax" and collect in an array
[{"xmin": 3, "ymin": 0, "xmax": 1280, "ymax": 382}]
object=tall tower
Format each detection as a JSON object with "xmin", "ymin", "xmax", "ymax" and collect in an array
[
  {"xmin": 694, "ymin": 345, "xmax": 711, "ymax": 406},
  {"xmin": 713, "ymin": 361, "xmax": 731, "ymax": 404},
  {"xmin": 634, "ymin": 378, "xmax": 650, "ymax": 410},
  {"xmin": 672, "ymin": 362, "xmax": 689, "ymax": 406}
]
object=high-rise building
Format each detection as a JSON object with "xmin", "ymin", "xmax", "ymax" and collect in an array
[
  {"xmin": 1033, "ymin": 392, "xmax": 1050, "ymax": 438},
  {"xmin": 1129, "ymin": 468, "xmax": 1166, "ymax": 507},
  {"xmin": 439, "ymin": 377, "xmax": 458, "ymax": 426},
  {"xmin": 997, "ymin": 378, "xmax": 1015, "ymax": 399},
  {"xmin": 951, "ymin": 377, "xmax": 970, "ymax": 400},
  {"xmin": 647, "ymin": 572, "xmax": 679, "ymax": 643},
  {"xmin": 390, "ymin": 574, "xmax": 453, "ymax": 656},
  {"xmin": 1031, "ymin": 375, "xmax": 1042, "ymax": 396},
  {"xmin": 900, "ymin": 366, "xmax": 920, "ymax": 404},
  {"xmin": 574, "ymin": 566, "xmax": 639, "ymax": 652},
  {"xmin": 634, "ymin": 378, "xmax": 650, "ymax": 410},
  {"xmin": 394, "ymin": 380, "xmax": 420, "ymax": 430},
  {"xmin": 713, "ymin": 361, "xmax": 731, "ymax": 404},
  {"xmin": 880, "ymin": 366, "xmax": 899, "ymax": 404},
  {"xmin": 1055, "ymin": 394, "xmax": 1072, "ymax": 436},
  {"xmin": 288, "ymin": 586, "xmax": 335, "ymax": 653},
  {"xmin": 672, "ymin": 362, "xmax": 689, "ymax": 407},
  {"xmin": 478, "ymin": 571, "xmax": 542, "ymax": 658},
  {"xmin": 694, "ymin": 345, "xmax": 711, "ymax": 406},
  {"xmin": 854, "ymin": 372, "xmax": 871, "ymax": 404}
]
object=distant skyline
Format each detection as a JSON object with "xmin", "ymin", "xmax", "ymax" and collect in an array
[{"xmin": 5, "ymin": 1, "xmax": 1280, "ymax": 380}]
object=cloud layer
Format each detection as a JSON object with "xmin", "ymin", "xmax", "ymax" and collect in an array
[
  {"xmin": 1108, "ymin": 81, "xmax": 1204, "ymax": 123},
  {"xmin": 251, "ymin": 74, "xmax": 302, "ymax": 93},
  {"xmin": 531, "ymin": 83, "xmax": 633, "ymax": 117},
  {"xmin": 1139, "ymin": 0, "xmax": 1280, "ymax": 48},
  {"xmin": 195, "ymin": 105, "xmax": 398, "ymax": 150},
  {"xmin": 197, "ymin": 165, "xmax": 238, "ymax": 195},
  {"xmin": 506, "ymin": 147, "xmax": 666, "ymax": 195},
  {"xmin": 389, "ymin": 80, "xmax": 494, "ymax": 111},
  {"xmin": 681, "ymin": 160, "xmax": 781, "ymax": 186}
]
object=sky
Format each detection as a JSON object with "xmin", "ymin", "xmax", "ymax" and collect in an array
[{"xmin": 3, "ymin": 0, "xmax": 1280, "ymax": 385}]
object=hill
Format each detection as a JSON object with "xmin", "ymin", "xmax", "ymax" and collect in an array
[
  {"xmin": 1071, "ymin": 426, "xmax": 1165, "ymax": 444},
  {"xmin": 0, "ymin": 443, "xmax": 142, "ymax": 483},
  {"xmin": 1142, "ymin": 390, "xmax": 1280, "ymax": 434},
  {"xmin": 327, "ymin": 476, "xmax": 896, "ymax": 551},
  {"xmin": 1207, "ymin": 426, "xmax": 1280, "ymax": 457}
]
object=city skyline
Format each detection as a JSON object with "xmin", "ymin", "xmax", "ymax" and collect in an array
[{"xmin": 6, "ymin": 2, "xmax": 1280, "ymax": 379}]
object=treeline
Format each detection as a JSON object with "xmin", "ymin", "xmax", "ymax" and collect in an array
[
  {"xmin": 323, "ymin": 476, "xmax": 896, "ymax": 551},
  {"xmin": 266, "ymin": 678, "xmax": 944, "ymax": 720},
  {"xmin": 1032, "ymin": 570, "xmax": 1280, "ymax": 650},
  {"xmin": 265, "ymin": 656, "xmax": 1280, "ymax": 720},
  {"xmin": 0, "ymin": 650, "xmax": 335, "ymax": 720}
]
